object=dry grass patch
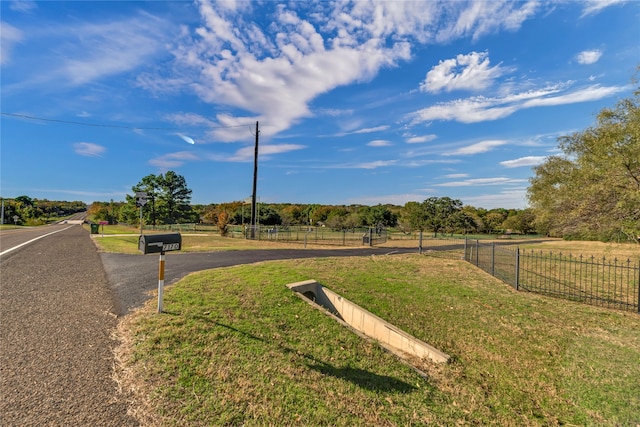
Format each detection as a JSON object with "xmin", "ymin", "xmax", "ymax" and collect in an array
[{"xmin": 519, "ymin": 240, "xmax": 639, "ymax": 260}]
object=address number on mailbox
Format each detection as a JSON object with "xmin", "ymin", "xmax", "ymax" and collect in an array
[{"xmin": 139, "ymin": 233, "xmax": 182, "ymax": 254}]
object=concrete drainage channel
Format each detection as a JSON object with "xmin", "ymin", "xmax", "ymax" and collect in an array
[{"xmin": 286, "ymin": 280, "xmax": 450, "ymax": 372}]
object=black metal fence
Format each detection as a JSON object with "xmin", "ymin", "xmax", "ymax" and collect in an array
[
  {"xmin": 422, "ymin": 237, "xmax": 640, "ymax": 313},
  {"xmin": 230, "ymin": 225, "xmax": 387, "ymax": 247}
]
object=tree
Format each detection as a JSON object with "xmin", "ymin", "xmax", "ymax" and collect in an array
[
  {"xmin": 128, "ymin": 171, "xmax": 195, "ymax": 225},
  {"xmin": 528, "ymin": 81, "xmax": 640, "ymax": 243},
  {"xmin": 158, "ymin": 171, "xmax": 194, "ymax": 224},
  {"xmin": 402, "ymin": 197, "xmax": 464, "ymax": 235}
]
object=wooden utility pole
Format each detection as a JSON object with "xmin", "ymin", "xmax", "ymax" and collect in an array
[{"xmin": 250, "ymin": 121, "xmax": 259, "ymax": 238}]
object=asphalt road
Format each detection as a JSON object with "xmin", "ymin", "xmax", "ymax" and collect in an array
[
  {"xmin": 0, "ymin": 224, "xmax": 415, "ymax": 425},
  {"xmin": 0, "ymin": 225, "xmax": 138, "ymax": 426},
  {"xmin": 103, "ymin": 246, "xmax": 415, "ymax": 316}
]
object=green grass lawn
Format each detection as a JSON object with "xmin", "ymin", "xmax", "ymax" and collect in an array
[{"xmin": 115, "ymin": 254, "xmax": 640, "ymax": 426}]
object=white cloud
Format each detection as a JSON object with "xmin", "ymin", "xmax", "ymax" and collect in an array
[
  {"xmin": 74, "ymin": 142, "xmax": 106, "ymax": 157},
  {"xmin": 367, "ymin": 139, "xmax": 392, "ymax": 147},
  {"xmin": 346, "ymin": 193, "xmax": 430, "ymax": 206},
  {"xmin": 355, "ymin": 160, "xmax": 398, "ymax": 169},
  {"xmin": 500, "ymin": 156, "xmax": 547, "ymax": 168},
  {"xmin": 435, "ymin": 1, "xmax": 538, "ymax": 42},
  {"xmin": 220, "ymin": 143, "xmax": 306, "ymax": 162},
  {"xmin": 576, "ymin": 49, "xmax": 602, "ymax": 65},
  {"xmin": 15, "ymin": 13, "xmax": 170, "ymax": 88},
  {"xmin": 61, "ymin": 16, "xmax": 168, "ymax": 86},
  {"xmin": 405, "ymin": 134, "xmax": 437, "ymax": 144},
  {"xmin": 461, "ymin": 188, "xmax": 528, "ymax": 209},
  {"xmin": 153, "ymin": 1, "xmax": 542, "ymax": 142},
  {"xmin": 9, "ymin": 1, "xmax": 37, "ymax": 13},
  {"xmin": 0, "ymin": 22, "xmax": 22, "ymax": 65},
  {"xmin": 420, "ymin": 51, "xmax": 507, "ymax": 93},
  {"xmin": 149, "ymin": 151, "xmax": 200, "ymax": 170},
  {"xmin": 335, "ymin": 125, "xmax": 391, "ymax": 137},
  {"xmin": 444, "ymin": 140, "xmax": 507, "ymax": 156},
  {"xmin": 434, "ymin": 177, "xmax": 527, "ymax": 187},
  {"xmin": 581, "ymin": 0, "xmax": 625, "ymax": 17},
  {"xmin": 409, "ymin": 83, "xmax": 627, "ymax": 124},
  {"xmin": 442, "ymin": 173, "xmax": 469, "ymax": 179},
  {"xmin": 353, "ymin": 125, "xmax": 390, "ymax": 134}
]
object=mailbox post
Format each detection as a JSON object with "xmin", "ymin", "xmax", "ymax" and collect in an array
[{"xmin": 139, "ymin": 233, "xmax": 182, "ymax": 313}]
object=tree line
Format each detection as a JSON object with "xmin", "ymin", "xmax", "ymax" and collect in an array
[
  {"xmin": 86, "ymin": 175, "xmax": 534, "ymax": 236},
  {"xmin": 5, "ymin": 76, "xmax": 638, "ymax": 243},
  {"xmin": 0, "ymin": 196, "xmax": 86, "ymax": 226}
]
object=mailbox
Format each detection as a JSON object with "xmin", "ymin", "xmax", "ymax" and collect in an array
[{"xmin": 138, "ymin": 233, "xmax": 182, "ymax": 254}]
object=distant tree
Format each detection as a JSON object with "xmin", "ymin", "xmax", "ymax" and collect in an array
[
  {"xmin": 258, "ymin": 205, "xmax": 281, "ymax": 226},
  {"xmin": 360, "ymin": 204, "xmax": 398, "ymax": 227},
  {"xmin": 501, "ymin": 209, "xmax": 536, "ymax": 234},
  {"xmin": 279, "ymin": 204, "xmax": 304, "ymax": 226},
  {"xmin": 127, "ymin": 171, "xmax": 195, "ymax": 225},
  {"xmin": 402, "ymin": 197, "xmax": 463, "ymax": 235},
  {"xmin": 14, "ymin": 195, "xmax": 33, "ymax": 207},
  {"xmin": 217, "ymin": 211, "xmax": 229, "ymax": 236},
  {"xmin": 158, "ymin": 171, "xmax": 194, "ymax": 224}
]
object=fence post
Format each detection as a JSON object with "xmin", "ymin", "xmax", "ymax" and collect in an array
[
  {"xmin": 637, "ymin": 260, "xmax": 640, "ymax": 313},
  {"xmin": 491, "ymin": 242, "xmax": 495, "ymax": 277},
  {"xmin": 475, "ymin": 239, "xmax": 479, "ymax": 266},
  {"xmin": 515, "ymin": 247, "xmax": 520, "ymax": 291},
  {"xmin": 464, "ymin": 237, "xmax": 468, "ymax": 261},
  {"xmin": 419, "ymin": 231, "xmax": 423, "ymax": 254}
]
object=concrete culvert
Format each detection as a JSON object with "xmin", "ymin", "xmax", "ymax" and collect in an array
[{"xmin": 286, "ymin": 279, "xmax": 450, "ymax": 365}]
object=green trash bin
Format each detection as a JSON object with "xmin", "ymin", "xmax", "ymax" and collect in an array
[{"xmin": 90, "ymin": 223, "xmax": 100, "ymax": 234}]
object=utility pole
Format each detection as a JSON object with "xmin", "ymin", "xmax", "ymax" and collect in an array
[{"xmin": 250, "ymin": 121, "xmax": 259, "ymax": 239}]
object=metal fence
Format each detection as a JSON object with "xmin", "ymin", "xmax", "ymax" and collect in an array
[
  {"xmin": 422, "ymin": 237, "xmax": 640, "ymax": 313},
  {"xmin": 229, "ymin": 225, "xmax": 387, "ymax": 247}
]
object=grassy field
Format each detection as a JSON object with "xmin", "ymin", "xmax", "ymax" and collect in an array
[
  {"xmin": 115, "ymin": 253, "xmax": 640, "ymax": 426},
  {"xmin": 518, "ymin": 239, "xmax": 640, "ymax": 261}
]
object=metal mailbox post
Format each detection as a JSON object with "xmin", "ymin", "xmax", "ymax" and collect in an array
[{"xmin": 138, "ymin": 233, "xmax": 182, "ymax": 313}]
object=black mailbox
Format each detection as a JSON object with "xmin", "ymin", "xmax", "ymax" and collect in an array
[{"xmin": 138, "ymin": 233, "xmax": 182, "ymax": 254}]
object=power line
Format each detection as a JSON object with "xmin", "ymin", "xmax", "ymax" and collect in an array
[{"xmin": 1, "ymin": 112, "xmax": 255, "ymax": 130}]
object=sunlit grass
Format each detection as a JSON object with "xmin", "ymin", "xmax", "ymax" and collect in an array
[{"xmin": 116, "ymin": 255, "xmax": 640, "ymax": 426}]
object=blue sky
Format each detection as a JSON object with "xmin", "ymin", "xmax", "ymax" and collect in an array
[{"xmin": 1, "ymin": 0, "xmax": 638, "ymax": 209}]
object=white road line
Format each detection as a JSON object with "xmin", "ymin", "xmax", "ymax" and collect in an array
[{"xmin": 0, "ymin": 226, "xmax": 75, "ymax": 257}]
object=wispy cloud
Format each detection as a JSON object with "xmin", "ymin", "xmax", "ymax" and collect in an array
[
  {"xmin": 435, "ymin": 177, "xmax": 527, "ymax": 187},
  {"xmin": 6, "ymin": 12, "xmax": 170, "ymax": 90},
  {"xmin": 500, "ymin": 156, "xmax": 547, "ymax": 168},
  {"xmin": 0, "ymin": 22, "xmax": 22, "ymax": 65},
  {"xmin": 461, "ymin": 187, "xmax": 528, "ymax": 209},
  {"xmin": 9, "ymin": 0, "xmax": 37, "ymax": 13},
  {"xmin": 212, "ymin": 143, "xmax": 306, "ymax": 162},
  {"xmin": 149, "ymin": 151, "xmax": 200, "ymax": 170},
  {"xmin": 580, "ymin": 0, "xmax": 626, "ymax": 17},
  {"xmin": 405, "ymin": 134, "xmax": 437, "ymax": 144},
  {"xmin": 442, "ymin": 173, "xmax": 469, "ymax": 179},
  {"xmin": 409, "ymin": 83, "xmax": 627, "ymax": 124},
  {"xmin": 444, "ymin": 140, "xmax": 507, "ymax": 156},
  {"xmin": 74, "ymin": 142, "xmax": 106, "ymax": 157},
  {"xmin": 367, "ymin": 139, "xmax": 392, "ymax": 147},
  {"xmin": 420, "ymin": 51, "xmax": 508, "ymax": 93},
  {"xmin": 334, "ymin": 125, "xmax": 391, "ymax": 137}
]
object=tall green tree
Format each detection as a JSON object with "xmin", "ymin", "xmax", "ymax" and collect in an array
[
  {"xmin": 127, "ymin": 171, "xmax": 195, "ymax": 225},
  {"xmin": 402, "ymin": 197, "xmax": 464, "ymax": 235},
  {"xmin": 158, "ymin": 171, "xmax": 194, "ymax": 224},
  {"xmin": 528, "ymin": 82, "xmax": 640, "ymax": 243}
]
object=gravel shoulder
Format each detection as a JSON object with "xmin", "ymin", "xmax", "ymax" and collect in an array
[{"xmin": 0, "ymin": 225, "xmax": 138, "ymax": 426}]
